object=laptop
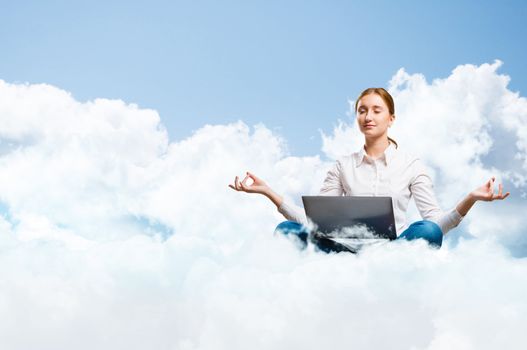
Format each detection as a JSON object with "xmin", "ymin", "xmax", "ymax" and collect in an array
[{"xmin": 301, "ymin": 196, "xmax": 397, "ymax": 241}]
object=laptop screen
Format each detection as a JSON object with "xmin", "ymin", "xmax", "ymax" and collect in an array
[{"xmin": 301, "ymin": 196, "xmax": 396, "ymax": 240}]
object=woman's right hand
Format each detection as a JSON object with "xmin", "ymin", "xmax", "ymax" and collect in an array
[{"xmin": 228, "ymin": 171, "xmax": 270, "ymax": 195}]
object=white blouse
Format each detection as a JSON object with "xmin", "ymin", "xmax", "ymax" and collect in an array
[{"xmin": 277, "ymin": 142, "xmax": 465, "ymax": 236}]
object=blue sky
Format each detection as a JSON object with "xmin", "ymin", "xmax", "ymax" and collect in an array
[{"xmin": 1, "ymin": 0, "xmax": 526, "ymax": 156}]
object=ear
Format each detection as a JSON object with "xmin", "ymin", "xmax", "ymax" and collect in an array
[{"xmin": 389, "ymin": 114, "xmax": 395, "ymax": 127}]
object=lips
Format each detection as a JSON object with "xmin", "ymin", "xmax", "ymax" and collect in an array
[{"xmin": 364, "ymin": 124, "xmax": 375, "ymax": 127}]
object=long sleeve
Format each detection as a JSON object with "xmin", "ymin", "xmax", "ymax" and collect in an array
[
  {"xmin": 277, "ymin": 198, "xmax": 308, "ymax": 225},
  {"xmin": 319, "ymin": 159, "xmax": 345, "ymax": 196},
  {"xmin": 277, "ymin": 160, "xmax": 345, "ymax": 225},
  {"xmin": 409, "ymin": 159, "xmax": 465, "ymax": 234}
]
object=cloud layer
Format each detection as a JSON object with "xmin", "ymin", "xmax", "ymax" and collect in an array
[{"xmin": 1, "ymin": 61, "xmax": 527, "ymax": 349}]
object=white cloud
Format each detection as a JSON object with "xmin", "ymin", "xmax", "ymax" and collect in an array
[{"xmin": 0, "ymin": 61, "xmax": 527, "ymax": 349}]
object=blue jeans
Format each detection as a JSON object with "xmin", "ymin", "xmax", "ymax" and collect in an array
[{"xmin": 273, "ymin": 220, "xmax": 443, "ymax": 253}]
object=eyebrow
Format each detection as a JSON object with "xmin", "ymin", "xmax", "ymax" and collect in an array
[{"xmin": 358, "ymin": 105, "xmax": 384, "ymax": 109}]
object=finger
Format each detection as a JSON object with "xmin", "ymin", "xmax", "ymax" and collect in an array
[
  {"xmin": 244, "ymin": 173, "xmax": 255, "ymax": 186},
  {"xmin": 234, "ymin": 176, "xmax": 241, "ymax": 190},
  {"xmin": 240, "ymin": 174, "xmax": 250, "ymax": 185},
  {"xmin": 240, "ymin": 175, "xmax": 250, "ymax": 189},
  {"xmin": 497, "ymin": 189, "xmax": 510, "ymax": 200},
  {"xmin": 493, "ymin": 191, "xmax": 511, "ymax": 201},
  {"xmin": 247, "ymin": 172, "xmax": 256, "ymax": 183},
  {"xmin": 247, "ymin": 171, "xmax": 259, "ymax": 181},
  {"xmin": 498, "ymin": 183, "xmax": 503, "ymax": 197}
]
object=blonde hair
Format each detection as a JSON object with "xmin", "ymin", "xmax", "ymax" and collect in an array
[{"xmin": 354, "ymin": 87, "xmax": 398, "ymax": 148}]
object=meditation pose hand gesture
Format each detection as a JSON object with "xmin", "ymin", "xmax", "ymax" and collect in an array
[
  {"xmin": 229, "ymin": 171, "xmax": 270, "ymax": 195},
  {"xmin": 470, "ymin": 176, "xmax": 510, "ymax": 202}
]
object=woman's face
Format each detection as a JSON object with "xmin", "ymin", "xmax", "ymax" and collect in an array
[{"xmin": 356, "ymin": 93, "xmax": 394, "ymax": 139}]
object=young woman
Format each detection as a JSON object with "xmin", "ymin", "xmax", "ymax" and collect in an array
[{"xmin": 229, "ymin": 88, "xmax": 510, "ymax": 253}]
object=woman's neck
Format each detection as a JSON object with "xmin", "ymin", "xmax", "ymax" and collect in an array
[{"xmin": 364, "ymin": 137, "xmax": 391, "ymax": 159}]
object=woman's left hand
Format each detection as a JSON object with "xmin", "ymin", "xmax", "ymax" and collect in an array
[{"xmin": 470, "ymin": 177, "xmax": 510, "ymax": 202}]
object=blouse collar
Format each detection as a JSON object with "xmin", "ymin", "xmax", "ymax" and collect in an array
[{"xmin": 355, "ymin": 141, "xmax": 397, "ymax": 167}]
